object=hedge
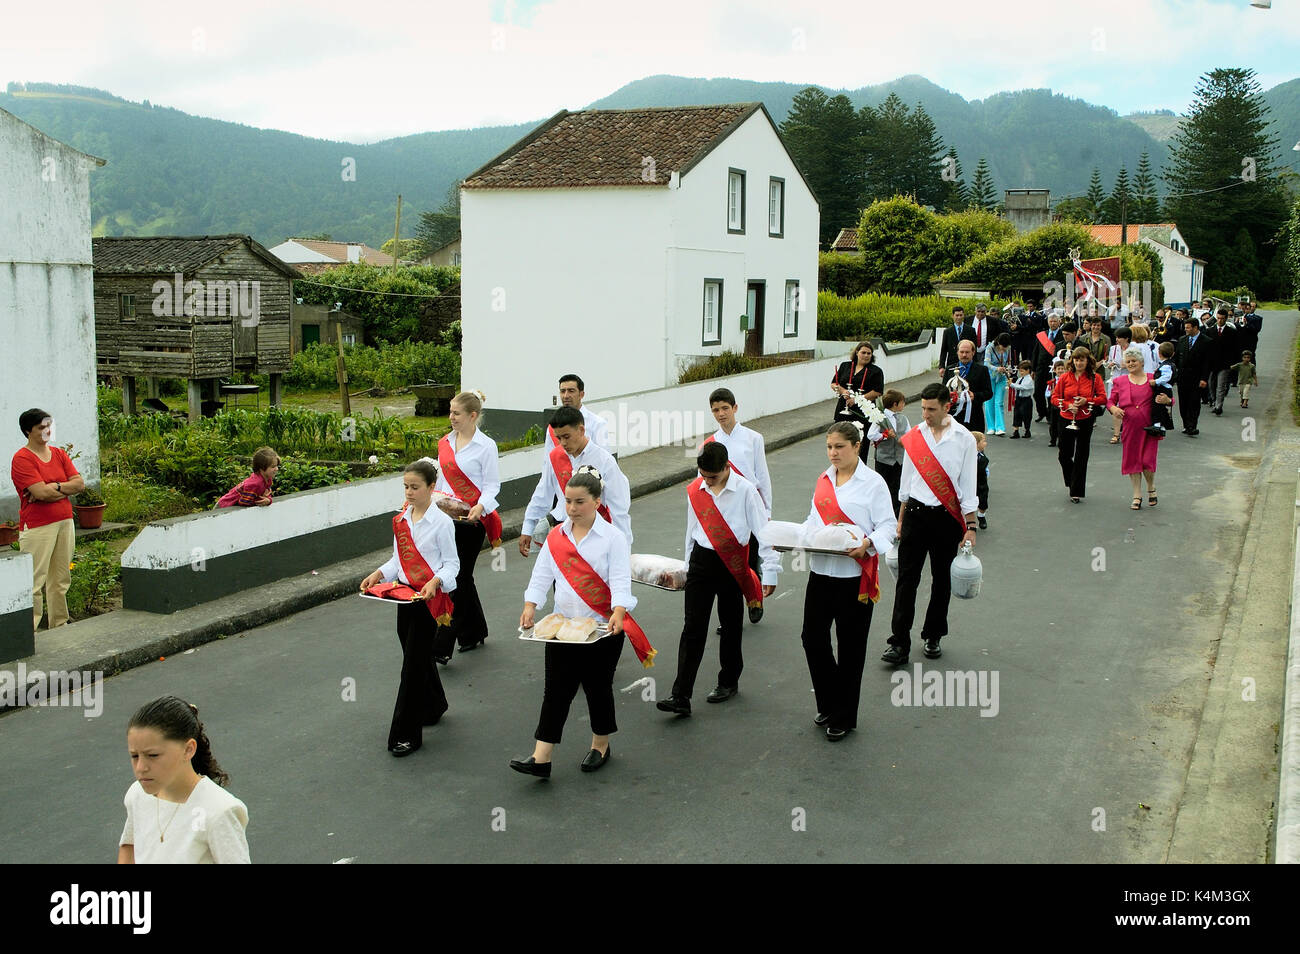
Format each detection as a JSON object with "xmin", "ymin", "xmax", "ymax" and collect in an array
[
  {"xmin": 817, "ymin": 291, "xmax": 1008, "ymax": 342},
  {"xmin": 284, "ymin": 341, "xmax": 460, "ymax": 391}
]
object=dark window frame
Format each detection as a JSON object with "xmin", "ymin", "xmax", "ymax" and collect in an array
[
  {"xmin": 118, "ymin": 293, "xmax": 137, "ymax": 321},
  {"xmin": 783, "ymin": 280, "xmax": 800, "ymax": 338},
  {"xmin": 727, "ymin": 168, "xmax": 746, "ymax": 235},
  {"xmin": 768, "ymin": 176, "xmax": 785, "ymax": 238},
  {"xmin": 702, "ymin": 279, "xmax": 724, "ymax": 346}
]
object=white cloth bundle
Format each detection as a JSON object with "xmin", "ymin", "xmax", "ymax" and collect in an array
[
  {"xmin": 805, "ymin": 523, "xmax": 865, "ymax": 552},
  {"xmin": 629, "ymin": 554, "xmax": 688, "ymax": 590}
]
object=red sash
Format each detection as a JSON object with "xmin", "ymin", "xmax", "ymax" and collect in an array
[
  {"xmin": 438, "ymin": 434, "xmax": 502, "ymax": 547},
  {"xmin": 900, "ymin": 427, "xmax": 967, "ymax": 533},
  {"xmin": 549, "ymin": 445, "xmax": 612, "ymax": 524},
  {"xmin": 392, "ymin": 507, "xmax": 454, "ymax": 625},
  {"xmin": 1037, "ymin": 331, "xmax": 1056, "ymax": 356},
  {"xmin": 813, "ymin": 472, "xmax": 880, "ymax": 603},
  {"xmin": 687, "ymin": 477, "xmax": 763, "ymax": 608},
  {"xmin": 546, "ymin": 529, "xmax": 655, "ymax": 668},
  {"xmin": 700, "ymin": 434, "xmax": 745, "ymax": 478}
]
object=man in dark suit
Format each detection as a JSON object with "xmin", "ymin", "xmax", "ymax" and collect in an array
[
  {"xmin": 1207, "ymin": 306, "xmax": 1239, "ymax": 416},
  {"xmin": 1175, "ymin": 317, "xmax": 1212, "ymax": 436},
  {"xmin": 1032, "ymin": 313, "xmax": 1063, "ymax": 421},
  {"xmin": 939, "ymin": 306, "xmax": 978, "ymax": 374},
  {"xmin": 943, "ymin": 339, "xmax": 993, "ymax": 432},
  {"xmin": 969, "ymin": 303, "xmax": 1004, "ymax": 365}
]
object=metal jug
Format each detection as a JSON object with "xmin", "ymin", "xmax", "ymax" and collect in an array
[{"xmin": 950, "ymin": 541, "xmax": 982, "ymax": 599}]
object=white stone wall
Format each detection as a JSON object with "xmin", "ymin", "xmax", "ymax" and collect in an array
[
  {"xmin": 0, "ymin": 552, "xmax": 35, "ymax": 618},
  {"xmin": 0, "ymin": 109, "xmax": 103, "ymax": 520}
]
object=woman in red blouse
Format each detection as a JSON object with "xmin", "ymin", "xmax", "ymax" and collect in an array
[
  {"xmin": 9, "ymin": 408, "xmax": 84, "ymax": 629},
  {"xmin": 1053, "ymin": 347, "xmax": 1107, "ymax": 503}
]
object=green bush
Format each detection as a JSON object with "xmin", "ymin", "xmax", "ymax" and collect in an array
[
  {"xmin": 271, "ymin": 458, "xmax": 355, "ymax": 496},
  {"xmin": 819, "ymin": 252, "xmax": 874, "ymax": 297},
  {"xmin": 293, "ymin": 263, "xmax": 459, "ymax": 343},
  {"xmin": 1203, "ymin": 286, "xmax": 1256, "ymax": 303},
  {"xmin": 284, "ymin": 341, "xmax": 459, "ymax": 391},
  {"xmin": 66, "ymin": 541, "xmax": 120, "ymax": 618},
  {"xmin": 856, "ymin": 197, "xmax": 938, "ymax": 295},
  {"xmin": 817, "ymin": 292, "xmax": 1008, "ymax": 342},
  {"xmin": 102, "ymin": 475, "xmax": 202, "ymax": 524},
  {"xmin": 928, "ymin": 209, "xmax": 1017, "ymax": 277},
  {"xmin": 677, "ymin": 351, "xmax": 804, "ymax": 385},
  {"xmin": 939, "ymin": 222, "xmax": 1099, "ymax": 294}
]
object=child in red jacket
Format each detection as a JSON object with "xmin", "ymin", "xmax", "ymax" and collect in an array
[{"xmin": 216, "ymin": 447, "xmax": 279, "ymax": 508}]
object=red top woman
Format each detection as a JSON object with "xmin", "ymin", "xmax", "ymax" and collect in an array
[{"xmin": 1052, "ymin": 347, "xmax": 1107, "ymax": 503}]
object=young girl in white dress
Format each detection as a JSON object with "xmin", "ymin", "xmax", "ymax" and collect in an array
[{"xmin": 119, "ymin": 696, "xmax": 250, "ymax": 864}]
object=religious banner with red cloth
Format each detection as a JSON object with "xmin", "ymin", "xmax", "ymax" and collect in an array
[
  {"xmin": 546, "ymin": 530, "xmax": 655, "ymax": 667},
  {"xmin": 900, "ymin": 428, "xmax": 967, "ymax": 533},
  {"xmin": 438, "ymin": 434, "xmax": 502, "ymax": 547},
  {"xmin": 549, "ymin": 445, "xmax": 612, "ymax": 524},
  {"xmin": 813, "ymin": 472, "xmax": 880, "ymax": 603},
  {"xmin": 392, "ymin": 507, "xmax": 454, "ymax": 625},
  {"xmin": 686, "ymin": 477, "xmax": 763, "ymax": 609}
]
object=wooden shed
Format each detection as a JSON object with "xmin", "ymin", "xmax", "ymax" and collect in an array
[{"xmin": 92, "ymin": 235, "xmax": 300, "ymax": 420}]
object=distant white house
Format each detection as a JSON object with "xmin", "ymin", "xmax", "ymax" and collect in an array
[
  {"xmin": 418, "ymin": 236, "xmax": 461, "ymax": 267},
  {"xmin": 269, "ymin": 238, "xmax": 395, "ymax": 274},
  {"xmin": 459, "ymin": 103, "xmax": 820, "ymax": 423},
  {"xmin": 0, "ymin": 107, "xmax": 105, "ymax": 520}
]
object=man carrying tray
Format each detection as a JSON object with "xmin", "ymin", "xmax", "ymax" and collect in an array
[
  {"xmin": 881, "ymin": 382, "xmax": 978, "ymax": 665},
  {"xmin": 656, "ymin": 441, "xmax": 778, "ymax": 717},
  {"xmin": 521, "ymin": 405, "xmax": 631, "ymax": 555}
]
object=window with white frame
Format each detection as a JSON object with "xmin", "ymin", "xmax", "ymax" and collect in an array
[
  {"xmin": 768, "ymin": 177, "xmax": 784, "ymax": 237},
  {"xmin": 703, "ymin": 280, "xmax": 723, "ymax": 345},
  {"xmin": 783, "ymin": 281, "xmax": 800, "ymax": 337},
  {"xmin": 342, "ymin": 333, "xmax": 357, "ymax": 346},
  {"xmin": 727, "ymin": 169, "xmax": 745, "ymax": 233}
]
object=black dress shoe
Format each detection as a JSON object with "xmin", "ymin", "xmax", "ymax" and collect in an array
[
  {"xmin": 389, "ymin": 741, "xmax": 420, "ymax": 757},
  {"xmin": 580, "ymin": 747, "xmax": 610, "ymax": 772},
  {"xmin": 978, "ymin": 515, "xmax": 987, "ymax": 530},
  {"xmin": 825, "ymin": 727, "xmax": 850, "ymax": 742},
  {"xmin": 458, "ymin": 637, "xmax": 486, "ymax": 653},
  {"xmin": 706, "ymin": 685, "xmax": 737, "ymax": 704},
  {"xmin": 509, "ymin": 756, "xmax": 551, "ymax": 778},
  {"xmin": 1187, "ymin": 429, "xmax": 1199, "ymax": 437},
  {"xmin": 923, "ymin": 638, "xmax": 942, "ymax": 658},
  {"xmin": 656, "ymin": 695, "xmax": 692, "ymax": 716},
  {"xmin": 434, "ymin": 655, "xmax": 451, "ymax": 666},
  {"xmin": 814, "ymin": 712, "xmax": 831, "ymax": 727},
  {"xmin": 880, "ymin": 645, "xmax": 909, "ymax": 665},
  {"xmin": 748, "ymin": 605, "xmax": 763, "ymax": 624}
]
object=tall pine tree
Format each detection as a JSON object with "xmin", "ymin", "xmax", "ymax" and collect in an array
[
  {"xmin": 941, "ymin": 148, "xmax": 968, "ymax": 212},
  {"xmin": 781, "ymin": 87, "xmax": 865, "ymax": 246},
  {"xmin": 1132, "ymin": 151, "xmax": 1160, "ymax": 222},
  {"xmin": 1103, "ymin": 165, "xmax": 1132, "ymax": 226},
  {"xmin": 1163, "ymin": 68, "xmax": 1289, "ymax": 294},
  {"xmin": 1085, "ymin": 168, "xmax": 1107, "ymax": 223},
  {"xmin": 968, "ymin": 158, "xmax": 997, "ymax": 212}
]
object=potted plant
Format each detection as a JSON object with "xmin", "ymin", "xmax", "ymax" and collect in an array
[
  {"xmin": 0, "ymin": 521, "xmax": 18, "ymax": 546},
  {"xmin": 73, "ymin": 488, "xmax": 108, "ymax": 530}
]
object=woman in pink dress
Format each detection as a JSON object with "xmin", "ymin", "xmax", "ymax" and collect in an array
[{"xmin": 1107, "ymin": 347, "xmax": 1172, "ymax": 510}]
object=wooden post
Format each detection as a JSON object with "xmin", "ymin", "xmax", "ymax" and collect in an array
[
  {"xmin": 122, "ymin": 376, "xmax": 137, "ymax": 416},
  {"xmin": 269, "ymin": 373, "xmax": 282, "ymax": 407},
  {"xmin": 187, "ymin": 379, "xmax": 202, "ymax": 423},
  {"xmin": 390, "ymin": 194, "xmax": 402, "ymax": 273},
  {"xmin": 336, "ymin": 325, "xmax": 351, "ymax": 417}
]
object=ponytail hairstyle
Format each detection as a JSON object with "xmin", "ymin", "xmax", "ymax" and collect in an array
[
  {"xmin": 452, "ymin": 389, "xmax": 486, "ymax": 416},
  {"xmin": 129, "ymin": 696, "xmax": 230, "ymax": 787},
  {"xmin": 828, "ymin": 420, "xmax": 862, "ymax": 446},
  {"xmin": 404, "ymin": 458, "xmax": 438, "ymax": 487},
  {"xmin": 568, "ymin": 464, "xmax": 604, "ymax": 501}
]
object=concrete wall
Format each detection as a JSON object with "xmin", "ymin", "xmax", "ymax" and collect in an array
[
  {"xmin": 120, "ymin": 473, "xmax": 409, "ymax": 613},
  {"xmin": 0, "ymin": 551, "xmax": 34, "ymax": 663},
  {"xmin": 0, "ymin": 108, "xmax": 103, "ymax": 521},
  {"xmin": 461, "ymin": 187, "xmax": 671, "ymax": 414}
]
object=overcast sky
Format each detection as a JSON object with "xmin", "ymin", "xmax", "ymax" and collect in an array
[{"xmin": 3, "ymin": 0, "xmax": 1296, "ymax": 143}]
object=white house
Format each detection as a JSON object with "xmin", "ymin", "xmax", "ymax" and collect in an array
[
  {"xmin": 459, "ymin": 103, "xmax": 819, "ymax": 426},
  {"xmin": 1088, "ymin": 223, "xmax": 1204, "ymax": 307},
  {"xmin": 0, "ymin": 107, "xmax": 105, "ymax": 521}
]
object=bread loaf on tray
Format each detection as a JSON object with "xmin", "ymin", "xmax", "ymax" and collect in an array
[
  {"xmin": 555, "ymin": 617, "xmax": 599, "ymax": 642},
  {"xmin": 533, "ymin": 613, "xmax": 566, "ymax": 639}
]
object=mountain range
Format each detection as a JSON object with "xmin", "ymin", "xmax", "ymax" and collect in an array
[{"xmin": 3, "ymin": 74, "xmax": 1297, "ymax": 249}]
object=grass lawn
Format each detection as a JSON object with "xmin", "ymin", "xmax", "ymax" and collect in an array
[{"xmin": 148, "ymin": 386, "xmax": 450, "ymax": 433}]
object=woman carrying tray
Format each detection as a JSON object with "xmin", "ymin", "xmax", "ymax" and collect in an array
[
  {"xmin": 799, "ymin": 422, "xmax": 897, "ymax": 741},
  {"xmin": 510, "ymin": 466, "xmax": 655, "ymax": 778},
  {"xmin": 431, "ymin": 390, "xmax": 501, "ymax": 663},
  {"xmin": 359, "ymin": 459, "xmax": 459, "ymax": 758}
]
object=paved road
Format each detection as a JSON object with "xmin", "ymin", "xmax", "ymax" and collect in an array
[{"xmin": 1, "ymin": 318, "xmax": 1290, "ymax": 863}]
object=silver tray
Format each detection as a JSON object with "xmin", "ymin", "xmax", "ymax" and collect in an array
[
  {"xmin": 518, "ymin": 624, "xmax": 612, "ymax": 644},
  {"xmin": 632, "ymin": 578, "xmax": 686, "ymax": 591},
  {"xmin": 773, "ymin": 544, "xmax": 873, "ymax": 556},
  {"xmin": 359, "ymin": 592, "xmax": 418, "ymax": 605}
]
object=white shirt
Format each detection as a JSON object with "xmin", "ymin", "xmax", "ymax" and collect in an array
[
  {"xmin": 120, "ymin": 777, "xmax": 250, "ymax": 864},
  {"xmin": 544, "ymin": 405, "xmax": 611, "ymax": 452},
  {"xmin": 377, "ymin": 504, "xmax": 460, "ymax": 592},
  {"xmin": 973, "ymin": 316, "xmax": 989, "ymax": 352},
  {"xmin": 897, "ymin": 415, "xmax": 978, "ymax": 516},
  {"xmin": 435, "ymin": 428, "xmax": 501, "ymax": 514},
  {"xmin": 523, "ymin": 439, "xmax": 632, "ymax": 546},
  {"xmin": 800, "ymin": 461, "xmax": 897, "ymax": 578},
  {"xmin": 1010, "ymin": 373, "xmax": 1035, "ymax": 396},
  {"xmin": 524, "ymin": 516, "xmax": 636, "ymax": 620},
  {"xmin": 710, "ymin": 423, "xmax": 772, "ymax": 516},
  {"xmin": 683, "ymin": 472, "xmax": 780, "ymax": 586}
]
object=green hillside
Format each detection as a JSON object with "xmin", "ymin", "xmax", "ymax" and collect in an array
[{"xmin": 3, "ymin": 74, "xmax": 1295, "ymax": 248}]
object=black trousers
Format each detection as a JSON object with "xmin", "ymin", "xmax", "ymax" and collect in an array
[
  {"xmin": 875, "ymin": 460, "xmax": 902, "ymax": 517},
  {"xmin": 801, "ymin": 572, "xmax": 873, "ymax": 731},
  {"xmin": 672, "ymin": 546, "xmax": 744, "ymax": 699},
  {"xmin": 389, "ymin": 603, "xmax": 449, "ymax": 749},
  {"xmin": 1013, "ymin": 397, "xmax": 1034, "ymax": 431},
  {"xmin": 1048, "ymin": 407, "xmax": 1061, "ymax": 443},
  {"xmin": 1056, "ymin": 414, "xmax": 1095, "ymax": 497},
  {"xmin": 1177, "ymin": 382, "xmax": 1202, "ymax": 431},
  {"xmin": 1033, "ymin": 372, "xmax": 1050, "ymax": 418},
  {"xmin": 434, "ymin": 520, "xmax": 487, "ymax": 655},
  {"xmin": 890, "ymin": 501, "xmax": 964, "ymax": 650},
  {"xmin": 534, "ymin": 633, "xmax": 624, "ymax": 743}
]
